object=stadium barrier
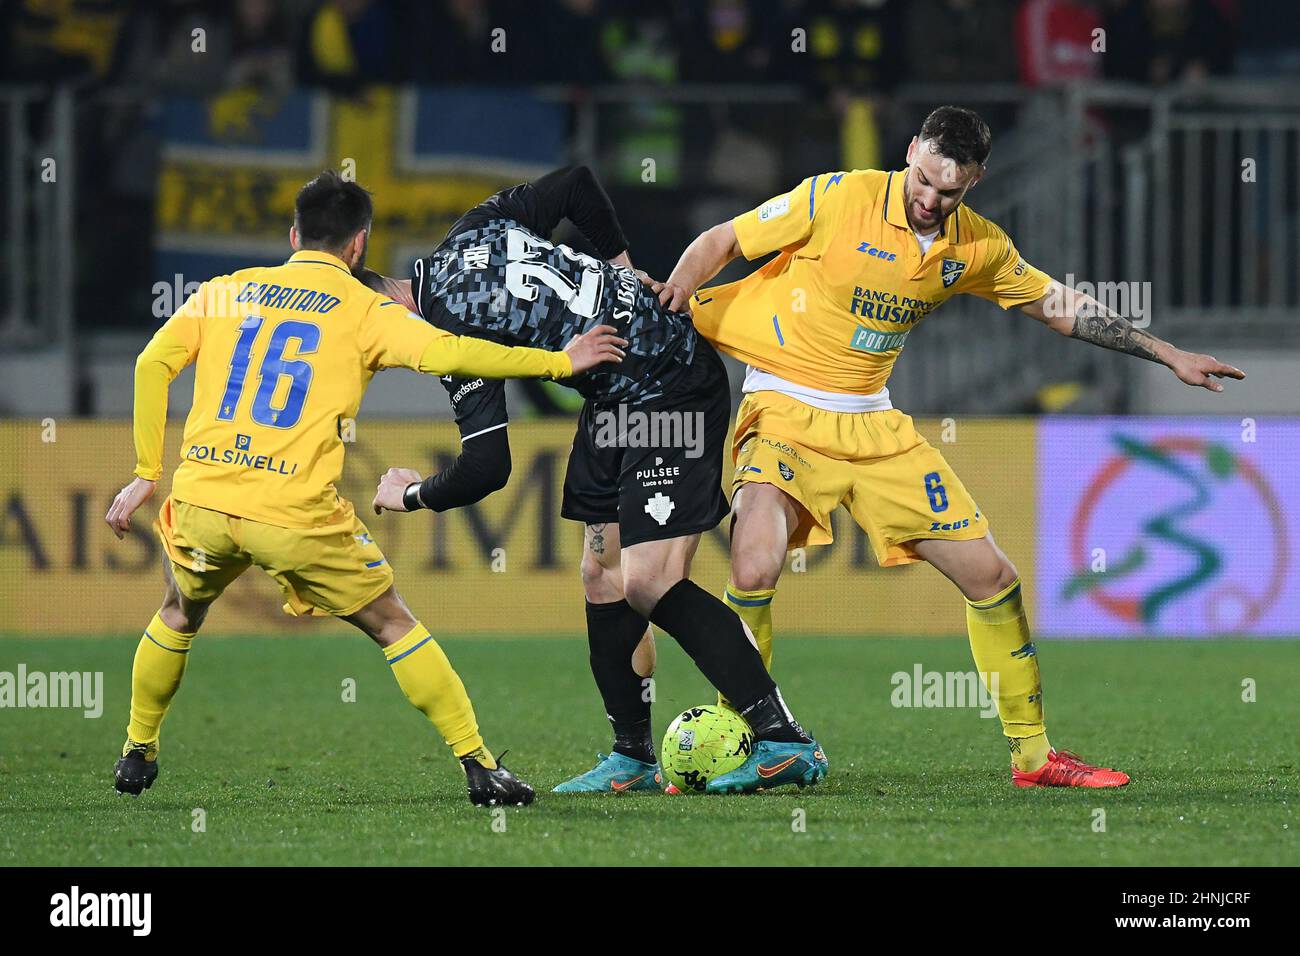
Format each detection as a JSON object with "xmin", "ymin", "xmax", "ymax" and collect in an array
[
  {"xmin": 3, "ymin": 417, "xmax": 1294, "ymax": 638},
  {"xmin": 2, "ymin": 418, "xmax": 1034, "ymax": 638}
]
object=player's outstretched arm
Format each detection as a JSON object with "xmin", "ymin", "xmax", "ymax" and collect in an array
[
  {"xmin": 655, "ymin": 222, "xmax": 744, "ymax": 312},
  {"xmin": 655, "ymin": 174, "xmax": 828, "ymax": 311},
  {"xmin": 1020, "ymin": 280, "xmax": 1245, "ymax": 392},
  {"xmin": 416, "ymin": 325, "xmax": 627, "ymax": 380},
  {"xmin": 362, "ymin": 293, "xmax": 627, "ymax": 380}
]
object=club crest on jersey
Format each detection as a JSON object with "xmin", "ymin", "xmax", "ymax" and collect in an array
[
  {"xmin": 941, "ymin": 259, "xmax": 966, "ymax": 288},
  {"xmin": 463, "ymin": 245, "xmax": 490, "ymax": 269},
  {"xmin": 778, "ymin": 461, "xmax": 795, "ymax": 481},
  {"xmin": 644, "ymin": 492, "xmax": 675, "ymax": 526}
]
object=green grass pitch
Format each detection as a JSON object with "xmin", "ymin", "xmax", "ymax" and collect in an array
[{"xmin": 2, "ymin": 634, "xmax": 1296, "ymax": 866}]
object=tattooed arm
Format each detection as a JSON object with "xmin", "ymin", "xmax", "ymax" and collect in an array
[{"xmin": 1020, "ymin": 280, "xmax": 1245, "ymax": 392}]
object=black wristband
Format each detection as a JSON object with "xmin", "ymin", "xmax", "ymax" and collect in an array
[{"xmin": 402, "ymin": 482, "xmax": 426, "ymax": 511}]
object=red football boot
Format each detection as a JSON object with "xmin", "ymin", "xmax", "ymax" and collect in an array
[{"xmin": 1012, "ymin": 749, "xmax": 1130, "ymax": 788}]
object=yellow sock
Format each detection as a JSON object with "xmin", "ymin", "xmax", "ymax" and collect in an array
[
  {"xmin": 384, "ymin": 622, "xmax": 491, "ymax": 764},
  {"xmin": 126, "ymin": 613, "xmax": 195, "ymax": 750},
  {"xmin": 725, "ymin": 585, "xmax": 775, "ymax": 671},
  {"xmin": 964, "ymin": 579, "xmax": 1050, "ymax": 772},
  {"xmin": 717, "ymin": 585, "xmax": 776, "ymax": 710}
]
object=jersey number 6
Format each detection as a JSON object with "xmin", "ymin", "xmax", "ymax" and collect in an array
[
  {"xmin": 924, "ymin": 471, "xmax": 949, "ymax": 513},
  {"xmin": 216, "ymin": 316, "xmax": 320, "ymax": 429}
]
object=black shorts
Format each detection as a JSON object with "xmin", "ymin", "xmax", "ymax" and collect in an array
[{"xmin": 561, "ymin": 343, "xmax": 732, "ymax": 547}]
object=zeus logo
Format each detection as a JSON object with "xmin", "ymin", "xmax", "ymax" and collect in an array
[
  {"xmin": 930, "ymin": 518, "xmax": 971, "ymax": 532},
  {"xmin": 856, "ymin": 242, "xmax": 897, "ymax": 262}
]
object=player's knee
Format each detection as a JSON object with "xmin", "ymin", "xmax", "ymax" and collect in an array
[
  {"xmin": 993, "ymin": 557, "xmax": 1020, "ymax": 594},
  {"xmin": 966, "ymin": 555, "xmax": 1020, "ymax": 602},
  {"xmin": 580, "ymin": 552, "xmax": 622, "ymax": 603},
  {"xmin": 579, "ymin": 549, "xmax": 603, "ymax": 589},
  {"xmin": 729, "ymin": 550, "xmax": 782, "ymax": 592},
  {"xmin": 378, "ymin": 596, "xmax": 419, "ymax": 643},
  {"xmin": 622, "ymin": 570, "xmax": 675, "ymax": 618},
  {"xmin": 159, "ymin": 584, "xmax": 207, "ymax": 634},
  {"xmin": 348, "ymin": 587, "xmax": 418, "ymax": 646},
  {"xmin": 159, "ymin": 603, "xmax": 205, "ymax": 634},
  {"xmin": 368, "ymin": 607, "xmax": 418, "ymax": 647}
]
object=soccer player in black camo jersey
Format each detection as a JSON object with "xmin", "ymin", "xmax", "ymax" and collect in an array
[{"xmin": 364, "ymin": 166, "xmax": 827, "ymax": 794}]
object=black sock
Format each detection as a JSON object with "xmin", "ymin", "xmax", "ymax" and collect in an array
[
  {"xmin": 741, "ymin": 689, "xmax": 811, "ymax": 745},
  {"xmin": 586, "ymin": 599, "xmax": 655, "ymax": 764},
  {"xmin": 647, "ymin": 579, "xmax": 776, "ymax": 714},
  {"xmin": 612, "ymin": 716, "xmax": 654, "ymax": 764}
]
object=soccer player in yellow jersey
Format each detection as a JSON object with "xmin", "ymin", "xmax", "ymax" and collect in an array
[
  {"xmin": 654, "ymin": 107, "xmax": 1244, "ymax": 789},
  {"xmin": 103, "ymin": 170, "xmax": 626, "ymax": 806}
]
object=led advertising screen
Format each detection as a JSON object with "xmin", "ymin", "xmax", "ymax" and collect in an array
[{"xmin": 1037, "ymin": 417, "xmax": 1299, "ymax": 637}]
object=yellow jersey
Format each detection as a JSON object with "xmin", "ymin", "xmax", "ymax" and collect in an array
[
  {"xmin": 133, "ymin": 249, "xmax": 572, "ymax": 528},
  {"xmin": 691, "ymin": 169, "xmax": 1053, "ymax": 395}
]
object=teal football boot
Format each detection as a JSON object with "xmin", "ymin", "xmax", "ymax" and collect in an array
[
  {"xmin": 552, "ymin": 752, "xmax": 663, "ymax": 793},
  {"xmin": 705, "ymin": 739, "xmax": 827, "ymax": 794}
]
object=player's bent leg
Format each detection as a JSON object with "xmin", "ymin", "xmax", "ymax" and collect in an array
[
  {"xmin": 723, "ymin": 416, "xmax": 848, "ymax": 696},
  {"xmin": 623, "ymin": 535, "xmax": 827, "ymax": 794},
  {"xmin": 911, "ymin": 531, "xmax": 1018, "ymax": 603},
  {"xmin": 128, "ymin": 562, "xmax": 211, "ymax": 745},
  {"xmin": 621, "ymin": 531, "xmax": 700, "ymax": 616},
  {"xmin": 557, "ymin": 523, "xmax": 662, "ymax": 793},
  {"xmin": 117, "ymin": 509, "xmax": 232, "ymax": 799},
  {"xmin": 579, "ymin": 521, "xmax": 655, "ymax": 679},
  {"xmin": 117, "ymin": 567, "xmax": 212, "ymax": 796},
  {"xmin": 913, "ymin": 535, "xmax": 1046, "ymax": 762},
  {"xmin": 341, "ymin": 584, "xmax": 419, "ymax": 647},
  {"xmin": 913, "ymin": 534, "xmax": 1129, "ymax": 788},
  {"xmin": 580, "ymin": 521, "xmax": 625, "ymax": 603},
  {"xmin": 344, "ymin": 587, "xmax": 535, "ymax": 806},
  {"xmin": 729, "ymin": 482, "xmax": 801, "ymax": 593},
  {"xmin": 724, "ymin": 481, "xmax": 803, "ymax": 679},
  {"xmin": 242, "ymin": 511, "xmax": 532, "ymax": 804}
]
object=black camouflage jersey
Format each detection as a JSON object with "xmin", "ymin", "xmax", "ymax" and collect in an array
[
  {"xmin": 412, "ymin": 177, "xmax": 698, "ymax": 411},
  {"xmin": 402, "ymin": 166, "xmax": 718, "ymax": 513}
]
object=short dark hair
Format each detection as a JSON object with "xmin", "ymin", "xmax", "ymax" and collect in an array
[
  {"xmin": 294, "ymin": 170, "xmax": 373, "ymax": 252},
  {"xmin": 919, "ymin": 106, "xmax": 992, "ymax": 168}
]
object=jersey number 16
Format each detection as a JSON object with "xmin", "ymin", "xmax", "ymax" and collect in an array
[{"xmin": 216, "ymin": 316, "xmax": 320, "ymax": 429}]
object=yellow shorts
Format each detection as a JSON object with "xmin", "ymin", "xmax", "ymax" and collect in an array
[
  {"xmin": 155, "ymin": 496, "xmax": 394, "ymax": 617},
  {"xmin": 731, "ymin": 391, "xmax": 987, "ymax": 566}
]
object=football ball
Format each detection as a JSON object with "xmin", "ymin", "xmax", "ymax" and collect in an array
[{"xmin": 661, "ymin": 704, "xmax": 755, "ymax": 793}]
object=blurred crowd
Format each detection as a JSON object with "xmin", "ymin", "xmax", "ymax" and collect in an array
[
  {"xmin": 5, "ymin": 0, "xmax": 1295, "ymax": 352},
  {"xmin": 5, "ymin": 0, "xmax": 1295, "ymax": 94}
]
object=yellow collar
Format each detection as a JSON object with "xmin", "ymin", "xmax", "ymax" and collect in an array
[{"xmin": 288, "ymin": 249, "xmax": 352, "ymax": 273}]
